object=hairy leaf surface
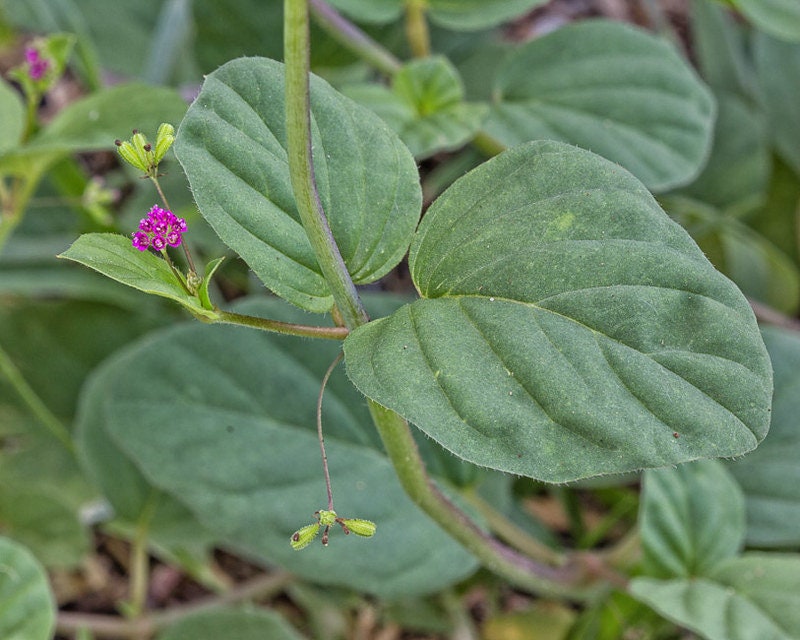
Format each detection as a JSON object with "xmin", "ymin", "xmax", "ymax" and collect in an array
[
  {"xmin": 176, "ymin": 57, "xmax": 421, "ymax": 313},
  {"xmin": 345, "ymin": 141, "xmax": 772, "ymax": 483}
]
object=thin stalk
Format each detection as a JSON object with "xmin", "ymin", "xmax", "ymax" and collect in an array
[
  {"xmin": 56, "ymin": 571, "xmax": 293, "ymax": 639},
  {"xmin": 463, "ymin": 489, "xmax": 563, "ymax": 566},
  {"xmin": 284, "ymin": 0, "xmax": 368, "ymax": 330},
  {"xmin": 368, "ymin": 401, "xmax": 599, "ymax": 598},
  {"xmin": 150, "ymin": 176, "xmax": 197, "ymax": 275},
  {"xmin": 127, "ymin": 493, "xmax": 159, "ymax": 620},
  {"xmin": 215, "ymin": 309, "xmax": 348, "ymax": 340},
  {"xmin": 0, "ymin": 343, "xmax": 74, "ymax": 454},
  {"xmin": 317, "ymin": 352, "xmax": 344, "ymax": 510},
  {"xmin": 309, "ymin": 0, "xmax": 401, "ymax": 75},
  {"xmin": 405, "ymin": 0, "xmax": 430, "ymax": 58},
  {"xmin": 553, "ymin": 486, "xmax": 586, "ymax": 543}
]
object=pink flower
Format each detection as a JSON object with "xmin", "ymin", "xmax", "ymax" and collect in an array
[
  {"xmin": 24, "ymin": 47, "xmax": 50, "ymax": 81},
  {"xmin": 131, "ymin": 205, "xmax": 187, "ymax": 252}
]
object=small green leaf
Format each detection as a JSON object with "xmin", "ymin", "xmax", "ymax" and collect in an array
[
  {"xmin": 198, "ymin": 257, "xmax": 225, "ymax": 311},
  {"xmin": 728, "ymin": 327, "xmax": 800, "ymax": 547},
  {"xmin": 0, "ymin": 78, "xmax": 25, "ymax": 154},
  {"xmin": 483, "ymin": 20, "xmax": 715, "ymax": 192},
  {"xmin": 345, "ymin": 141, "xmax": 773, "ymax": 483},
  {"xmin": 639, "ymin": 460, "xmax": 745, "ymax": 578},
  {"xmin": 345, "ymin": 56, "xmax": 487, "ymax": 159},
  {"xmin": 631, "ymin": 553, "xmax": 800, "ymax": 640},
  {"xmin": 157, "ymin": 608, "xmax": 304, "ymax": 640},
  {"xmin": 0, "ymin": 537, "xmax": 55, "ymax": 640},
  {"xmin": 58, "ymin": 233, "xmax": 216, "ymax": 319},
  {"xmin": 175, "ymin": 57, "xmax": 421, "ymax": 313}
]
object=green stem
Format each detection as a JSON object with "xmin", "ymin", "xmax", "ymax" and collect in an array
[
  {"xmin": 127, "ymin": 493, "xmax": 159, "ymax": 619},
  {"xmin": 405, "ymin": 0, "xmax": 430, "ymax": 58},
  {"xmin": 284, "ymin": 0, "xmax": 368, "ymax": 330},
  {"xmin": 215, "ymin": 309, "xmax": 348, "ymax": 340},
  {"xmin": 0, "ymin": 342, "xmax": 75, "ymax": 454},
  {"xmin": 463, "ymin": 489, "xmax": 563, "ymax": 566},
  {"xmin": 309, "ymin": 0, "xmax": 401, "ymax": 76},
  {"xmin": 368, "ymin": 401, "xmax": 597, "ymax": 598}
]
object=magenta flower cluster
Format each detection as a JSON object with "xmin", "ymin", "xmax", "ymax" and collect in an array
[
  {"xmin": 25, "ymin": 47, "xmax": 49, "ymax": 81},
  {"xmin": 132, "ymin": 205, "xmax": 187, "ymax": 252}
]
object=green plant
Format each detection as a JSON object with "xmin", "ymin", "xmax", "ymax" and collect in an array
[{"xmin": 2, "ymin": 0, "xmax": 800, "ymax": 638}]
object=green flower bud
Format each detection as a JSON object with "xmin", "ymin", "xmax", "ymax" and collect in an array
[
  {"xmin": 115, "ymin": 139, "xmax": 148, "ymax": 172},
  {"xmin": 131, "ymin": 132, "xmax": 154, "ymax": 170},
  {"xmin": 340, "ymin": 518, "xmax": 376, "ymax": 538},
  {"xmin": 290, "ymin": 523, "xmax": 320, "ymax": 550},
  {"xmin": 154, "ymin": 123, "xmax": 175, "ymax": 164}
]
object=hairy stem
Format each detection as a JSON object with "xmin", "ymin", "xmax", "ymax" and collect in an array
[
  {"xmin": 309, "ymin": 0, "xmax": 401, "ymax": 75},
  {"xmin": 368, "ymin": 401, "xmax": 601, "ymax": 598},
  {"xmin": 215, "ymin": 309, "xmax": 348, "ymax": 340},
  {"xmin": 284, "ymin": 0, "xmax": 368, "ymax": 330}
]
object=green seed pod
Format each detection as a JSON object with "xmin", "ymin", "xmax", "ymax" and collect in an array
[
  {"xmin": 317, "ymin": 509, "xmax": 338, "ymax": 526},
  {"xmin": 290, "ymin": 523, "xmax": 320, "ymax": 550},
  {"xmin": 154, "ymin": 123, "xmax": 175, "ymax": 164},
  {"xmin": 130, "ymin": 132, "xmax": 153, "ymax": 170},
  {"xmin": 340, "ymin": 518, "xmax": 376, "ymax": 538},
  {"xmin": 116, "ymin": 140, "xmax": 148, "ymax": 172}
]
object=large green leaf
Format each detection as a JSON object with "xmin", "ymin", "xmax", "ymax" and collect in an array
[
  {"xmin": 482, "ymin": 20, "xmax": 715, "ymax": 192},
  {"xmin": 175, "ymin": 57, "xmax": 421, "ymax": 313},
  {"xmin": 731, "ymin": 0, "xmax": 800, "ymax": 43},
  {"xmin": 157, "ymin": 608, "xmax": 303, "ymax": 640},
  {"xmin": 0, "ymin": 537, "xmax": 55, "ymax": 640},
  {"xmin": 344, "ymin": 56, "xmax": 487, "ymax": 159},
  {"xmin": 631, "ymin": 553, "xmax": 800, "ymax": 640},
  {"xmin": 344, "ymin": 141, "xmax": 772, "ymax": 483},
  {"xmin": 639, "ymin": 460, "xmax": 745, "ymax": 578},
  {"xmin": 728, "ymin": 327, "xmax": 800, "ymax": 547},
  {"xmin": 754, "ymin": 33, "xmax": 800, "ymax": 176},
  {"xmin": 78, "ymin": 298, "xmax": 477, "ymax": 597}
]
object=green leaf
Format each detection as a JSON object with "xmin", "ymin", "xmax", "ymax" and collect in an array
[
  {"xmin": 754, "ymin": 33, "xmax": 800, "ymax": 176},
  {"xmin": 344, "ymin": 56, "xmax": 487, "ymax": 158},
  {"xmin": 639, "ymin": 460, "xmax": 745, "ymax": 578},
  {"xmin": 325, "ymin": 0, "xmax": 547, "ymax": 30},
  {"xmin": 157, "ymin": 608, "xmax": 303, "ymax": 640},
  {"xmin": 0, "ymin": 537, "xmax": 55, "ymax": 640},
  {"xmin": 677, "ymin": 93, "xmax": 770, "ymax": 211},
  {"xmin": 0, "ymin": 78, "xmax": 24, "ymax": 154},
  {"xmin": 631, "ymin": 553, "xmax": 800, "ymax": 640},
  {"xmin": 344, "ymin": 141, "xmax": 773, "ymax": 483},
  {"xmin": 175, "ymin": 57, "xmax": 421, "ymax": 313},
  {"xmin": 77, "ymin": 298, "xmax": 478, "ymax": 597},
  {"xmin": 747, "ymin": 156, "xmax": 800, "ymax": 264},
  {"xmin": 58, "ymin": 234, "xmax": 216, "ymax": 319},
  {"xmin": 731, "ymin": 0, "xmax": 800, "ymax": 43},
  {"xmin": 728, "ymin": 327, "xmax": 800, "ymax": 547},
  {"xmin": 0, "ymin": 487, "xmax": 90, "ymax": 569},
  {"xmin": 482, "ymin": 20, "xmax": 715, "ymax": 192}
]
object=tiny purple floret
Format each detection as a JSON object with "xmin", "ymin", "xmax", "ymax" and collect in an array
[
  {"xmin": 24, "ymin": 47, "xmax": 50, "ymax": 81},
  {"xmin": 131, "ymin": 205, "xmax": 187, "ymax": 252}
]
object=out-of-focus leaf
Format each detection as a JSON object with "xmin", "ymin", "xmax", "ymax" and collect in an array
[
  {"xmin": 731, "ymin": 0, "xmax": 800, "ymax": 43},
  {"xmin": 0, "ymin": 536, "xmax": 55, "ymax": 640},
  {"xmin": 157, "ymin": 608, "xmax": 304, "ymax": 640},
  {"xmin": 0, "ymin": 78, "xmax": 24, "ymax": 154}
]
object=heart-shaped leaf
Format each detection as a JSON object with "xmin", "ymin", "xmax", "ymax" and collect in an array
[
  {"xmin": 77, "ymin": 298, "xmax": 478, "ymax": 597},
  {"xmin": 728, "ymin": 327, "xmax": 800, "ymax": 547},
  {"xmin": 482, "ymin": 20, "xmax": 715, "ymax": 192},
  {"xmin": 639, "ymin": 460, "xmax": 745, "ymax": 579},
  {"xmin": 175, "ymin": 57, "xmax": 421, "ymax": 313},
  {"xmin": 631, "ymin": 553, "xmax": 800, "ymax": 640},
  {"xmin": 0, "ymin": 537, "xmax": 55, "ymax": 640},
  {"xmin": 344, "ymin": 141, "xmax": 772, "ymax": 483}
]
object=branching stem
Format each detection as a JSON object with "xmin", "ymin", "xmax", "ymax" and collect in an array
[{"xmin": 215, "ymin": 309, "xmax": 348, "ymax": 340}]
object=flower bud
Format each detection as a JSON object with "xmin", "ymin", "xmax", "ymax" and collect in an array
[
  {"xmin": 154, "ymin": 123, "xmax": 175, "ymax": 164},
  {"xmin": 290, "ymin": 523, "xmax": 320, "ymax": 550},
  {"xmin": 340, "ymin": 518, "xmax": 376, "ymax": 538}
]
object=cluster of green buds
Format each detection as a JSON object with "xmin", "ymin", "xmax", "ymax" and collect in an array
[
  {"xmin": 115, "ymin": 123, "xmax": 175, "ymax": 178},
  {"xmin": 291, "ymin": 509, "xmax": 376, "ymax": 550}
]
